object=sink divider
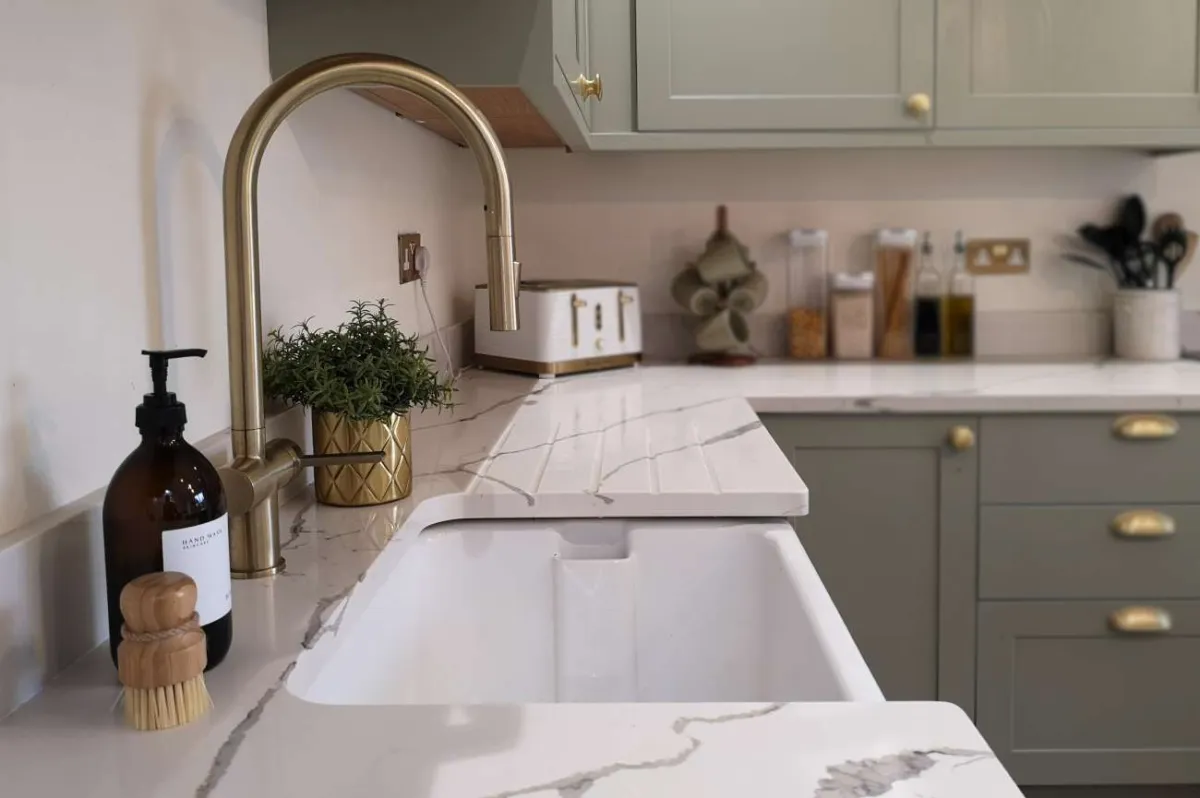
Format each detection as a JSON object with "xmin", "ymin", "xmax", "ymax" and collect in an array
[{"xmin": 552, "ymin": 556, "xmax": 637, "ymax": 702}]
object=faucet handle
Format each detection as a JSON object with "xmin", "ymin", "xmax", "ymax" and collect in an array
[
  {"xmin": 218, "ymin": 442, "xmax": 386, "ymax": 516},
  {"xmin": 297, "ymin": 451, "xmax": 385, "ymax": 468}
]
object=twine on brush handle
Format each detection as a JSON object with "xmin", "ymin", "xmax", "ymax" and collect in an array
[{"xmin": 121, "ymin": 612, "xmax": 199, "ymax": 643}]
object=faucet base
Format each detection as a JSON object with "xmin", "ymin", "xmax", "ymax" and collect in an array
[
  {"xmin": 231, "ymin": 562, "xmax": 285, "ymax": 580},
  {"xmin": 229, "ymin": 494, "xmax": 285, "ymax": 579}
]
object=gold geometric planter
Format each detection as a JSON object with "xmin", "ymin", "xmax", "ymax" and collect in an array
[{"xmin": 312, "ymin": 411, "xmax": 412, "ymax": 506}]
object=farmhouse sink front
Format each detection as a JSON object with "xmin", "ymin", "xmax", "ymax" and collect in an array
[{"xmin": 288, "ymin": 519, "xmax": 881, "ymax": 705}]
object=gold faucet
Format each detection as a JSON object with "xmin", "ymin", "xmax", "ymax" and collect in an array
[{"xmin": 218, "ymin": 54, "xmax": 521, "ymax": 578}]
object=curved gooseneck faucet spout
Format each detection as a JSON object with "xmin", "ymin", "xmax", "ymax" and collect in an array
[{"xmin": 220, "ymin": 54, "xmax": 520, "ymax": 578}]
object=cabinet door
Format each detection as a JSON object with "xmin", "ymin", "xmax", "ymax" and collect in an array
[
  {"xmin": 634, "ymin": 0, "xmax": 935, "ymax": 131},
  {"xmin": 938, "ymin": 0, "xmax": 1200, "ymax": 129},
  {"xmin": 761, "ymin": 416, "xmax": 977, "ymax": 714},
  {"xmin": 553, "ymin": 0, "xmax": 593, "ymax": 130},
  {"xmin": 977, "ymin": 601, "xmax": 1200, "ymax": 786}
]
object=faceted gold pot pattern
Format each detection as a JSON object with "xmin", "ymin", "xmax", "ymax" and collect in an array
[{"xmin": 312, "ymin": 412, "xmax": 412, "ymax": 506}]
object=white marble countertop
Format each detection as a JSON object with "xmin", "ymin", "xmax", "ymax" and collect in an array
[{"xmin": 9, "ymin": 359, "xmax": 1195, "ymax": 797}]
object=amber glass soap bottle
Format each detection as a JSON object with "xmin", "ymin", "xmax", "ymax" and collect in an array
[{"xmin": 103, "ymin": 349, "xmax": 232, "ymax": 670}]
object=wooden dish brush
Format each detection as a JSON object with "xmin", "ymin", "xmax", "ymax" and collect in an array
[{"xmin": 118, "ymin": 572, "xmax": 212, "ymax": 731}]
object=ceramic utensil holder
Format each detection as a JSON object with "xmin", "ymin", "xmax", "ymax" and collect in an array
[{"xmin": 1113, "ymin": 289, "xmax": 1180, "ymax": 361}]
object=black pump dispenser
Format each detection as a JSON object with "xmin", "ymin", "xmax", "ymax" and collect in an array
[{"xmin": 136, "ymin": 349, "xmax": 206, "ymax": 434}]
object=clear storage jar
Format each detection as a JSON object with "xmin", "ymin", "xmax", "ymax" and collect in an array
[{"xmin": 787, "ymin": 229, "xmax": 829, "ymax": 359}]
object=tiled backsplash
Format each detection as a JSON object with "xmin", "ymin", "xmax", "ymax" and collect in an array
[{"xmin": 500, "ymin": 147, "xmax": 1188, "ymax": 358}]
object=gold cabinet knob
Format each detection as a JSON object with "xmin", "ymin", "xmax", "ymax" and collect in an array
[
  {"xmin": 1110, "ymin": 606, "xmax": 1172, "ymax": 634},
  {"xmin": 1111, "ymin": 510, "xmax": 1176, "ymax": 539},
  {"xmin": 947, "ymin": 425, "xmax": 975, "ymax": 451},
  {"xmin": 574, "ymin": 73, "xmax": 603, "ymax": 101},
  {"xmin": 905, "ymin": 92, "xmax": 932, "ymax": 117}
]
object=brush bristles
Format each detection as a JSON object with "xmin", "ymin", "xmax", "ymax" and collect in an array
[{"xmin": 123, "ymin": 675, "xmax": 212, "ymax": 731}]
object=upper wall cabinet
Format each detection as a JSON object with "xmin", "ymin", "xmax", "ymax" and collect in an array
[
  {"xmin": 266, "ymin": 0, "xmax": 597, "ymax": 149},
  {"xmin": 937, "ymin": 0, "xmax": 1200, "ymax": 131},
  {"xmin": 553, "ymin": 0, "xmax": 596, "ymax": 133},
  {"xmin": 267, "ymin": 0, "xmax": 1200, "ymax": 150},
  {"xmin": 634, "ymin": 0, "xmax": 935, "ymax": 132}
]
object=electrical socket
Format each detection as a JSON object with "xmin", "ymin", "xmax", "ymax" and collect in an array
[
  {"xmin": 966, "ymin": 238, "xmax": 1031, "ymax": 275},
  {"xmin": 398, "ymin": 233, "xmax": 421, "ymax": 284}
]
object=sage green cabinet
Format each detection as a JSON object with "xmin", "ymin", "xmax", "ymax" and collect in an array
[
  {"xmin": 977, "ymin": 601, "xmax": 1200, "ymax": 786},
  {"xmin": 760, "ymin": 416, "xmax": 977, "ymax": 714},
  {"xmin": 553, "ymin": 0, "xmax": 594, "ymax": 131},
  {"xmin": 633, "ymin": 0, "xmax": 935, "ymax": 132},
  {"xmin": 270, "ymin": 0, "xmax": 1200, "ymax": 149},
  {"xmin": 937, "ymin": 0, "xmax": 1200, "ymax": 130},
  {"xmin": 765, "ymin": 411, "xmax": 1200, "ymax": 789}
]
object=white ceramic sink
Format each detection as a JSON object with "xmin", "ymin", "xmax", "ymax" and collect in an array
[{"xmin": 288, "ymin": 519, "xmax": 882, "ymax": 704}]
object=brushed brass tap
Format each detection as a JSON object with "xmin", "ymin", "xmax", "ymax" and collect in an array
[{"xmin": 219, "ymin": 54, "xmax": 521, "ymax": 578}]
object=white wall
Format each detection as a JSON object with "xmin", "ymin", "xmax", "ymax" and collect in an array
[
  {"xmin": 3, "ymin": 0, "xmax": 1194, "ymax": 539},
  {"xmin": 0, "ymin": 0, "xmax": 481, "ymax": 537},
  {"xmin": 1154, "ymin": 152, "xmax": 1200, "ymax": 312},
  {"xmin": 505, "ymin": 148, "xmax": 1163, "ymax": 318}
]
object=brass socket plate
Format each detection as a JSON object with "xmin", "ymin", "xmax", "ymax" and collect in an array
[
  {"xmin": 966, "ymin": 238, "xmax": 1031, "ymax": 275},
  {"xmin": 398, "ymin": 233, "xmax": 421, "ymax": 285}
]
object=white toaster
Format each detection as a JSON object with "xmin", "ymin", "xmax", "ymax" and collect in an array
[{"xmin": 474, "ymin": 279, "xmax": 642, "ymax": 377}]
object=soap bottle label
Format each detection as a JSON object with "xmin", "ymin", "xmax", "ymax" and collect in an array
[{"xmin": 162, "ymin": 514, "xmax": 232, "ymax": 625}]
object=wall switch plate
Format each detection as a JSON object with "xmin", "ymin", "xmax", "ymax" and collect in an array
[
  {"xmin": 398, "ymin": 233, "xmax": 422, "ymax": 284},
  {"xmin": 966, "ymin": 238, "xmax": 1031, "ymax": 275}
]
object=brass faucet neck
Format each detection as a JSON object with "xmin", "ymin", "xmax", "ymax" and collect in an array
[{"xmin": 222, "ymin": 53, "xmax": 520, "ymax": 577}]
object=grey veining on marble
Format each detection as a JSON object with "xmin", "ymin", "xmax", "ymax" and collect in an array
[
  {"xmin": 814, "ymin": 747, "xmax": 993, "ymax": 797},
  {"xmin": 481, "ymin": 704, "xmax": 787, "ymax": 798}
]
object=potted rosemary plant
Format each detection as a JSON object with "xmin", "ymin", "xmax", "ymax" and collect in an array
[{"xmin": 263, "ymin": 299, "xmax": 454, "ymax": 506}]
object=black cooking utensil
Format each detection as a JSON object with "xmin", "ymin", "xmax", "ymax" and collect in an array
[
  {"xmin": 1118, "ymin": 195, "xmax": 1148, "ymax": 246},
  {"xmin": 1117, "ymin": 244, "xmax": 1145, "ymax": 288},
  {"xmin": 1078, "ymin": 223, "xmax": 1126, "ymax": 263},
  {"xmin": 1142, "ymin": 242, "xmax": 1159, "ymax": 288},
  {"xmin": 1125, "ymin": 242, "xmax": 1160, "ymax": 289},
  {"xmin": 1161, "ymin": 228, "xmax": 1188, "ymax": 289}
]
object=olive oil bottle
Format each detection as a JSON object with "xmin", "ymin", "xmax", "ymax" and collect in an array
[{"xmin": 944, "ymin": 231, "xmax": 975, "ymax": 357}]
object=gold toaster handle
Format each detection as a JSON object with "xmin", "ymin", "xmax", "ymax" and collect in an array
[
  {"xmin": 618, "ymin": 291, "xmax": 634, "ymax": 343},
  {"xmin": 571, "ymin": 294, "xmax": 586, "ymax": 349}
]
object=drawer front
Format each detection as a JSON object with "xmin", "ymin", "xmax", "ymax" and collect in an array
[
  {"xmin": 980, "ymin": 505, "xmax": 1200, "ymax": 600},
  {"xmin": 981, "ymin": 415, "xmax": 1200, "ymax": 504},
  {"xmin": 977, "ymin": 600, "xmax": 1200, "ymax": 786}
]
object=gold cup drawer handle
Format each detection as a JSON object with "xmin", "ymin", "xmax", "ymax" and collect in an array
[
  {"xmin": 1111, "ymin": 510, "xmax": 1176, "ymax": 538},
  {"xmin": 1110, "ymin": 606, "xmax": 1173, "ymax": 634},
  {"xmin": 1113, "ymin": 414, "xmax": 1179, "ymax": 440}
]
